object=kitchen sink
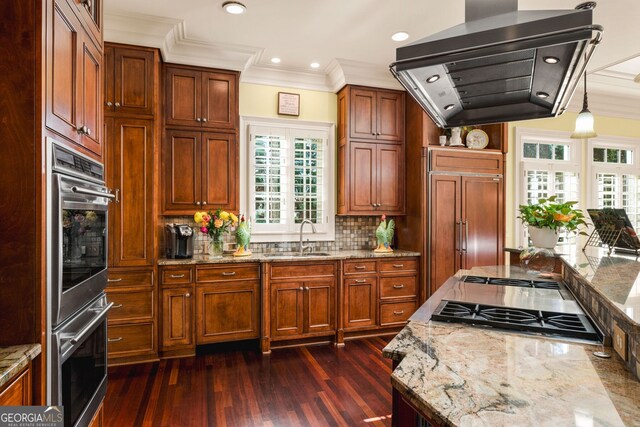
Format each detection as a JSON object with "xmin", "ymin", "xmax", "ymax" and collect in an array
[{"xmin": 262, "ymin": 252, "xmax": 332, "ymax": 258}]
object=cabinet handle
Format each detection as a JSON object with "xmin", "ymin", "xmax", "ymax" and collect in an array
[
  {"xmin": 393, "ymin": 264, "xmax": 404, "ymax": 268},
  {"xmin": 108, "ymin": 337, "xmax": 123, "ymax": 343},
  {"xmin": 185, "ymin": 293, "xmax": 191, "ymax": 298},
  {"xmin": 170, "ymin": 274, "xmax": 185, "ymax": 278},
  {"xmin": 106, "ymin": 101, "xmax": 113, "ymax": 107},
  {"xmin": 355, "ymin": 279, "xmax": 366, "ymax": 283},
  {"xmin": 114, "ymin": 102, "xmax": 121, "ymax": 108},
  {"xmin": 393, "ymin": 284, "xmax": 405, "ymax": 289},
  {"xmin": 221, "ymin": 272, "xmax": 236, "ymax": 276},
  {"xmin": 463, "ymin": 220, "xmax": 469, "ymax": 253},
  {"xmin": 354, "ymin": 265, "xmax": 366, "ymax": 270},
  {"xmin": 202, "ymin": 118, "xmax": 208, "ymax": 123},
  {"xmin": 77, "ymin": 125, "xmax": 87, "ymax": 135},
  {"xmin": 115, "ymin": 189, "xmax": 120, "ymax": 204},
  {"xmin": 299, "ymin": 287, "xmax": 304, "ymax": 291},
  {"xmin": 107, "ymin": 278, "xmax": 122, "ymax": 282},
  {"xmin": 196, "ymin": 117, "xmax": 202, "ymax": 122},
  {"xmin": 393, "ymin": 310, "xmax": 404, "ymax": 316},
  {"xmin": 112, "ymin": 304, "xmax": 123, "ymax": 309}
]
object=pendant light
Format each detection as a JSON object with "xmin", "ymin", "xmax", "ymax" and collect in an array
[{"xmin": 571, "ymin": 68, "xmax": 597, "ymax": 139}]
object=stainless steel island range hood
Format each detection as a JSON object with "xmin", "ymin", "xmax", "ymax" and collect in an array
[{"xmin": 390, "ymin": 0, "xmax": 603, "ymax": 128}]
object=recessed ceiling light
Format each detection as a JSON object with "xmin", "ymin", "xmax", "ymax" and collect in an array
[
  {"xmin": 271, "ymin": 57, "xmax": 281, "ymax": 64},
  {"xmin": 310, "ymin": 62, "xmax": 320, "ymax": 69},
  {"xmin": 543, "ymin": 56, "xmax": 560, "ymax": 64},
  {"xmin": 536, "ymin": 91, "xmax": 550, "ymax": 99},
  {"xmin": 391, "ymin": 31, "xmax": 410, "ymax": 42},
  {"xmin": 444, "ymin": 104, "xmax": 455, "ymax": 111},
  {"xmin": 222, "ymin": 1, "xmax": 246, "ymax": 14},
  {"xmin": 426, "ymin": 75, "xmax": 440, "ymax": 83}
]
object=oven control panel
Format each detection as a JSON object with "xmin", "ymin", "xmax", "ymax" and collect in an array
[{"xmin": 53, "ymin": 143, "xmax": 104, "ymax": 182}]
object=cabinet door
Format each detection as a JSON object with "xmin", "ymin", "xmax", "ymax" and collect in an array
[
  {"xmin": 201, "ymin": 132, "xmax": 237, "ymax": 211},
  {"xmin": 165, "ymin": 67, "xmax": 201, "ymax": 127},
  {"xmin": 78, "ymin": 33, "xmax": 102, "ymax": 157},
  {"xmin": 113, "ymin": 47, "xmax": 155, "ymax": 116},
  {"xmin": 344, "ymin": 277, "xmax": 376, "ymax": 329},
  {"xmin": 161, "ymin": 288, "xmax": 193, "ymax": 349},
  {"xmin": 461, "ymin": 176, "xmax": 504, "ymax": 269},
  {"xmin": 201, "ymin": 71, "xmax": 237, "ymax": 130},
  {"xmin": 377, "ymin": 144, "xmax": 404, "ymax": 213},
  {"xmin": 107, "ymin": 118, "xmax": 154, "ymax": 266},
  {"xmin": 195, "ymin": 282, "xmax": 259, "ymax": 344},
  {"xmin": 304, "ymin": 281, "xmax": 335, "ymax": 334},
  {"xmin": 67, "ymin": 0, "xmax": 101, "ymax": 45},
  {"xmin": 270, "ymin": 282, "xmax": 303, "ymax": 338},
  {"xmin": 163, "ymin": 130, "xmax": 201, "ymax": 213},
  {"xmin": 350, "ymin": 88, "xmax": 377, "ymax": 139},
  {"xmin": 104, "ymin": 45, "xmax": 115, "ymax": 113},
  {"xmin": 429, "ymin": 174, "xmax": 462, "ymax": 295},
  {"xmin": 47, "ymin": 0, "xmax": 81, "ymax": 145},
  {"xmin": 376, "ymin": 91, "xmax": 404, "ymax": 142},
  {"xmin": 349, "ymin": 142, "xmax": 377, "ymax": 212}
]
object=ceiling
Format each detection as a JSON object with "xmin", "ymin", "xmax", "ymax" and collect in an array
[{"xmin": 105, "ymin": 0, "xmax": 640, "ymax": 118}]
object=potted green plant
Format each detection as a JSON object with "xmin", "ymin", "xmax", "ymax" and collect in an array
[{"xmin": 518, "ymin": 196, "xmax": 588, "ymax": 248}]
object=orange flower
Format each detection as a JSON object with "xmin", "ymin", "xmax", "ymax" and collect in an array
[
  {"xmin": 553, "ymin": 213, "xmax": 575, "ymax": 222},
  {"xmin": 214, "ymin": 219, "xmax": 223, "ymax": 228}
]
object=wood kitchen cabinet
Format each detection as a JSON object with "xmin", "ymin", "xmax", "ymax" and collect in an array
[
  {"xmin": 47, "ymin": 0, "xmax": 102, "ymax": 159},
  {"xmin": 161, "ymin": 287, "xmax": 194, "ymax": 351},
  {"xmin": 66, "ymin": 0, "xmax": 102, "ymax": 46},
  {"xmin": 0, "ymin": 364, "xmax": 31, "ymax": 406},
  {"xmin": 163, "ymin": 129, "xmax": 237, "ymax": 214},
  {"xmin": 343, "ymin": 275, "xmax": 377, "ymax": 329},
  {"xmin": 104, "ymin": 44, "xmax": 157, "ymax": 117},
  {"xmin": 337, "ymin": 85, "xmax": 405, "ymax": 215},
  {"xmin": 165, "ymin": 65, "xmax": 238, "ymax": 131}
]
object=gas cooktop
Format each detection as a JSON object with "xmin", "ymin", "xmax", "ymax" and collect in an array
[
  {"xmin": 432, "ymin": 300, "xmax": 600, "ymax": 342},
  {"xmin": 462, "ymin": 275, "xmax": 562, "ymax": 290}
]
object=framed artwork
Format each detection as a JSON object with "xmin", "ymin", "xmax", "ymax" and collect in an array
[{"xmin": 278, "ymin": 92, "xmax": 300, "ymax": 116}]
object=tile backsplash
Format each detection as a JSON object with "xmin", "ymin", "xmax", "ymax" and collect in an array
[{"xmin": 161, "ymin": 216, "xmax": 385, "ymax": 254}]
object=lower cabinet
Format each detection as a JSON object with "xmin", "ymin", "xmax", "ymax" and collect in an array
[
  {"xmin": 0, "ymin": 363, "xmax": 31, "ymax": 406},
  {"xmin": 343, "ymin": 276, "xmax": 377, "ymax": 329},
  {"xmin": 161, "ymin": 287, "xmax": 194, "ymax": 351}
]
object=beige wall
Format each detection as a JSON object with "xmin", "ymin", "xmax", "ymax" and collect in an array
[
  {"xmin": 506, "ymin": 113, "xmax": 640, "ymax": 247},
  {"xmin": 239, "ymin": 82, "xmax": 337, "ymax": 123}
]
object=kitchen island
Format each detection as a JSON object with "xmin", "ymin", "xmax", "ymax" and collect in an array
[{"xmin": 384, "ymin": 265, "xmax": 640, "ymax": 427}]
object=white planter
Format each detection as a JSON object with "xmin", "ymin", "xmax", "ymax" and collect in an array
[{"xmin": 528, "ymin": 227, "xmax": 559, "ymax": 249}]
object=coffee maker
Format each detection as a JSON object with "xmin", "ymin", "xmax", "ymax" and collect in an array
[{"xmin": 165, "ymin": 224, "xmax": 194, "ymax": 259}]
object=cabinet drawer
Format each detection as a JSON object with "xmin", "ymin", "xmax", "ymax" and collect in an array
[
  {"xmin": 196, "ymin": 264, "xmax": 259, "ymax": 283},
  {"xmin": 160, "ymin": 267, "xmax": 194, "ymax": 286},
  {"xmin": 343, "ymin": 260, "xmax": 377, "ymax": 275},
  {"xmin": 270, "ymin": 262, "xmax": 336, "ymax": 280},
  {"xmin": 379, "ymin": 259, "xmax": 418, "ymax": 274},
  {"xmin": 380, "ymin": 276, "xmax": 417, "ymax": 299},
  {"xmin": 107, "ymin": 270, "xmax": 153, "ymax": 288},
  {"xmin": 108, "ymin": 323, "xmax": 155, "ymax": 356},
  {"xmin": 380, "ymin": 301, "xmax": 417, "ymax": 326},
  {"xmin": 430, "ymin": 149, "xmax": 503, "ymax": 175},
  {"xmin": 106, "ymin": 289, "xmax": 154, "ymax": 321}
]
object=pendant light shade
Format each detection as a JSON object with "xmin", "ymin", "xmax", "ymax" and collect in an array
[{"xmin": 571, "ymin": 70, "xmax": 597, "ymax": 139}]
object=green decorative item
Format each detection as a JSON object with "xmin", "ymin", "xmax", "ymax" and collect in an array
[
  {"xmin": 375, "ymin": 214, "xmax": 395, "ymax": 253},
  {"xmin": 233, "ymin": 214, "xmax": 252, "ymax": 257},
  {"xmin": 518, "ymin": 196, "xmax": 588, "ymax": 248}
]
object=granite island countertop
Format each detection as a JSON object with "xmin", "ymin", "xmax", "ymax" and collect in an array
[
  {"xmin": 0, "ymin": 344, "xmax": 41, "ymax": 389},
  {"xmin": 158, "ymin": 249, "xmax": 421, "ymax": 265}
]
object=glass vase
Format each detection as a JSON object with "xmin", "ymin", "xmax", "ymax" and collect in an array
[{"xmin": 209, "ymin": 234, "xmax": 224, "ymax": 257}]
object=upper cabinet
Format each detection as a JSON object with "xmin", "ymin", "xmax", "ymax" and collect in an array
[
  {"xmin": 165, "ymin": 65, "xmax": 238, "ymax": 131},
  {"xmin": 66, "ymin": 0, "xmax": 102, "ymax": 46},
  {"xmin": 104, "ymin": 44, "xmax": 157, "ymax": 117},
  {"xmin": 337, "ymin": 85, "xmax": 405, "ymax": 216},
  {"xmin": 46, "ymin": 0, "xmax": 103, "ymax": 160}
]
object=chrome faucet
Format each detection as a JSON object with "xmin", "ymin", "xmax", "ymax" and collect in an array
[{"xmin": 299, "ymin": 219, "xmax": 317, "ymax": 254}]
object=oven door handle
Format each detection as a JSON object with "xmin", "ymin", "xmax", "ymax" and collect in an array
[
  {"xmin": 71, "ymin": 186, "xmax": 116, "ymax": 200},
  {"xmin": 70, "ymin": 302, "xmax": 113, "ymax": 345}
]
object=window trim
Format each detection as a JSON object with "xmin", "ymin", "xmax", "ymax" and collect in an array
[{"xmin": 239, "ymin": 116, "xmax": 336, "ymax": 243}]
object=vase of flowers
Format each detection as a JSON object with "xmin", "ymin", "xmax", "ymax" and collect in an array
[
  {"xmin": 518, "ymin": 196, "xmax": 588, "ymax": 249},
  {"xmin": 194, "ymin": 209, "xmax": 238, "ymax": 257}
]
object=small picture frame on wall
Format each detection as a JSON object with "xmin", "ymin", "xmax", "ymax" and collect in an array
[{"xmin": 278, "ymin": 92, "xmax": 300, "ymax": 116}]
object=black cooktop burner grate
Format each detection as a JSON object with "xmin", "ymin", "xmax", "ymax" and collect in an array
[
  {"xmin": 462, "ymin": 275, "xmax": 562, "ymax": 290},
  {"xmin": 432, "ymin": 300, "xmax": 600, "ymax": 341}
]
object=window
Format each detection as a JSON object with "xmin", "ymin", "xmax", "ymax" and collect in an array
[
  {"xmin": 515, "ymin": 128, "xmax": 581, "ymax": 247},
  {"xmin": 241, "ymin": 117, "xmax": 335, "ymax": 242}
]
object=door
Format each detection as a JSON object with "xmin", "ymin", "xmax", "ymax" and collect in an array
[
  {"xmin": 107, "ymin": 118, "xmax": 154, "ymax": 266},
  {"xmin": 165, "ymin": 67, "xmax": 201, "ymax": 127},
  {"xmin": 376, "ymin": 91, "xmax": 403, "ymax": 142},
  {"xmin": 201, "ymin": 132, "xmax": 237, "ymax": 211},
  {"xmin": 344, "ymin": 277, "xmax": 376, "ymax": 329},
  {"xmin": 377, "ymin": 144, "xmax": 403, "ymax": 212},
  {"xmin": 201, "ymin": 71, "xmax": 237, "ymax": 130},
  {"xmin": 78, "ymin": 33, "xmax": 102, "ymax": 157},
  {"xmin": 304, "ymin": 281, "xmax": 335, "ymax": 334},
  {"xmin": 161, "ymin": 288, "xmax": 193, "ymax": 349},
  {"xmin": 195, "ymin": 283, "xmax": 259, "ymax": 344},
  {"xmin": 163, "ymin": 130, "xmax": 201, "ymax": 213},
  {"xmin": 461, "ymin": 176, "xmax": 504, "ymax": 269},
  {"xmin": 349, "ymin": 142, "xmax": 376, "ymax": 212},
  {"xmin": 113, "ymin": 47, "xmax": 155, "ymax": 116},
  {"xmin": 429, "ymin": 174, "xmax": 462, "ymax": 294},
  {"xmin": 270, "ymin": 282, "xmax": 303, "ymax": 338},
  {"xmin": 350, "ymin": 88, "xmax": 377, "ymax": 139}
]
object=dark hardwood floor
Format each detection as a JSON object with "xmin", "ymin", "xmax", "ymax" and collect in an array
[{"xmin": 104, "ymin": 337, "xmax": 393, "ymax": 426}]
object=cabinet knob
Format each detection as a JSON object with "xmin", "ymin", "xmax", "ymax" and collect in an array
[
  {"xmin": 185, "ymin": 293, "xmax": 191, "ymax": 298},
  {"xmin": 196, "ymin": 201, "xmax": 201, "ymax": 206},
  {"xmin": 86, "ymin": 127, "xmax": 91, "ymax": 136},
  {"xmin": 114, "ymin": 102, "xmax": 121, "ymax": 108},
  {"xmin": 304, "ymin": 287, "xmax": 310, "ymax": 291},
  {"xmin": 106, "ymin": 101, "xmax": 113, "ymax": 107},
  {"xmin": 196, "ymin": 117, "xmax": 202, "ymax": 122},
  {"xmin": 108, "ymin": 337, "xmax": 123, "ymax": 343},
  {"xmin": 202, "ymin": 202, "xmax": 207, "ymax": 205},
  {"xmin": 299, "ymin": 287, "xmax": 304, "ymax": 291},
  {"xmin": 202, "ymin": 118, "xmax": 208, "ymax": 123},
  {"xmin": 371, "ymin": 132, "xmax": 376, "ymax": 135},
  {"xmin": 81, "ymin": 0, "xmax": 93, "ymax": 8}
]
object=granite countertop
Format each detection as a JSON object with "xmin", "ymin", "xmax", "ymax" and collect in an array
[
  {"xmin": 158, "ymin": 249, "xmax": 420, "ymax": 265},
  {"xmin": 0, "ymin": 344, "xmax": 41, "ymax": 389}
]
